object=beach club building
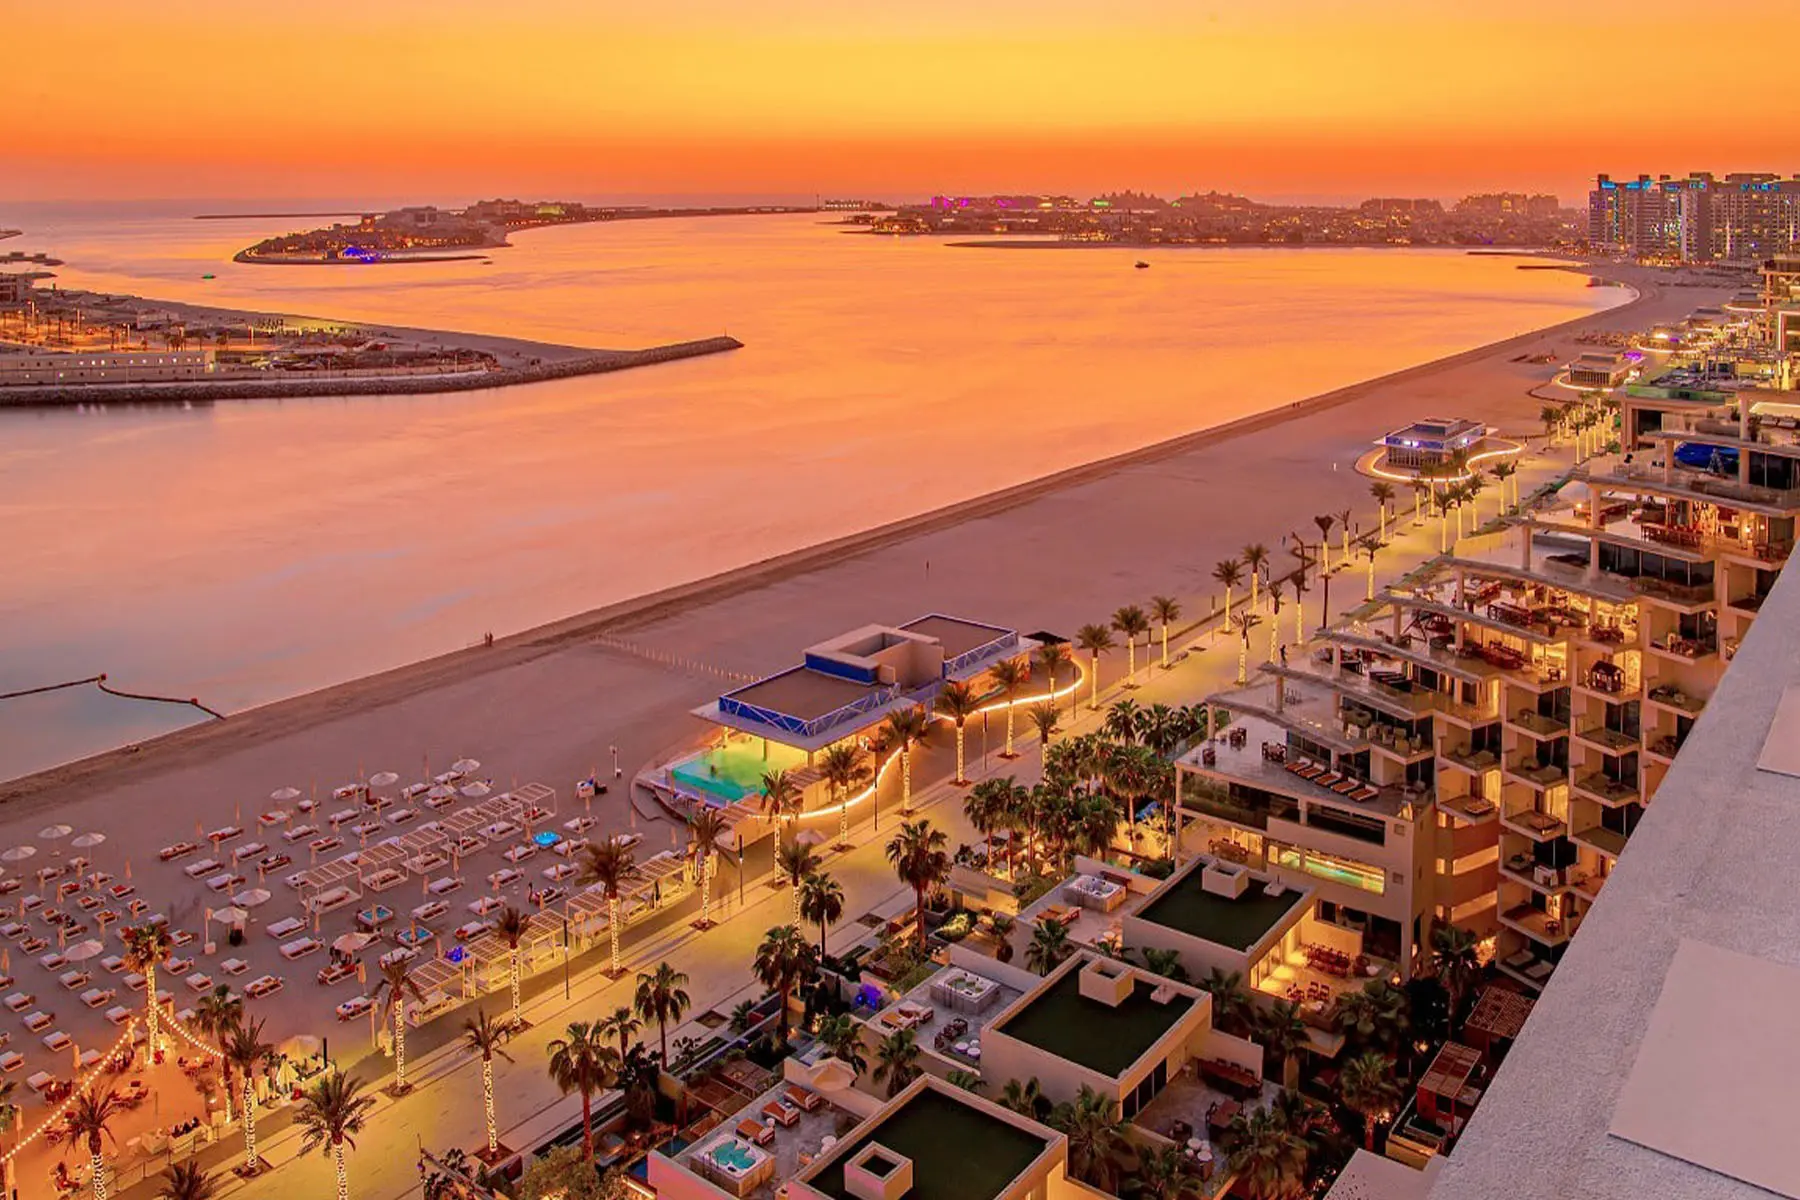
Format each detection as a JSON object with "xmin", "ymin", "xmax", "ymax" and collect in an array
[
  {"xmin": 658, "ymin": 615, "xmax": 1036, "ymax": 818},
  {"xmin": 1379, "ymin": 418, "xmax": 1488, "ymax": 473}
]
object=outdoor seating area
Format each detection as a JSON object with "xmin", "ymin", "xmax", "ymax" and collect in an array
[
  {"xmin": 1133, "ymin": 1061, "xmax": 1276, "ymax": 1194},
  {"xmin": 675, "ymin": 1079, "xmax": 860, "ymax": 1200},
  {"xmin": 879, "ymin": 964, "xmax": 1022, "ymax": 1067}
]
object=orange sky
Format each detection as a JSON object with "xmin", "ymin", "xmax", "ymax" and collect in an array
[{"xmin": 7, "ymin": 0, "xmax": 1799, "ymax": 203}]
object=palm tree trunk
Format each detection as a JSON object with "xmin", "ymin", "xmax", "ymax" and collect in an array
[
  {"xmin": 394, "ymin": 1005, "xmax": 407, "ymax": 1089},
  {"xmin": 484, "ymin": 1055, "xmax": 498, "ymax": 1154},
  {"xmin": 243, "ymin": 1075, "xmax": 259, "ymax": 1169},
  {"xmin": 510, "ymin": 950, "xmax": 522, "ymax": 1026},
  {"xmin": 954, "ymin": 726, "xmax": 966, "ymax": 783},
  {"xmin": 1126, "ymin": 639, "xmax": 1136, "ymax": 680},
  {"xmin": 581, "ymin": 1089, "xmax": 594, "ymax": 1160},
  {"xmin": 901, "ymin": 748, "xmax": 912, "ymax": 811},
  {"xmin": 1089, "ymin": 653, "xmax": 1100, "ymax": 710},
  {"xmin": 1004, "ymin": 706, "xmax": 1015, "ymax": 757},
  {"xmin": 91, "ymin": 1148, "xmax": 107, "ymax": 1200},
  {"xmin": 915, "ymin": 886, "xmax": 928, "ymax": 952},
  {"xmin": 221, "ymin": 1064, "xmax": 234, "ymax": 1123},
  {"xmin": 1160, "ymin": 624, "xmax": 1169, "ymax": 668},
  {"xmin": 333, "ymin": 1139, "xmax": 349, "ymax": 1200},
  {"xmin": 146, "ymin": 962, "xmax": 160, "ymax": 1056},
  {"xmin": 660, "ymin": 1017, "xmax": 669, "ymax": 1063},
  {"xmin": 609, "ymin": 896, "xmax": 621, "ymax": 974}
]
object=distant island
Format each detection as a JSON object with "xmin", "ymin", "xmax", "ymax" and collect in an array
[
  {"xmin": 844, "ymin": 189, "xmax": 1583, "ymax": 249},
  {"xmin": 234, "ymin": 198, "xmax": 831, "ymax": 264}
]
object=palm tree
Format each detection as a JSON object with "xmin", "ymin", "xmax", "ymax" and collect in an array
[
  {"xmin": 1312, "ymin": 514, "xmax": 1336, "ymax": 572},
  {"xmin": 999, "ymin": 1076, "xmax": 1043, "ymax": 1119},
  {"xmin": 120, "ymin": 923, "xmax": 175, "ymax": 1056},
  {"xmin": 1241, "ymin": 542, "xmax": 1271, "ymax": 613},
  {"xmin": 1137, "ymin": 946, "xmax": 1189, "ymax": 982},
  {"xmin": 1465, "ymin": 473, "xmax": 1489, "ymax": 531},
  {"xmin": 989, "ymin": 912, "xmax": 1016, "ymax": 964},
  {"xmin": 463, "ymin": 1010, "xmax": 515, "ymax": 1158},
  {"xmin": 1075, "ymin": 624, "xmax": 1115, "ymax": 711},
  {"xmin": 1491, "ymin": 459, "xmax": 1519, "ymax": 511},
  {"xmin": 577, "ymin": 837, "xmax": 635, "ymax": 976},
  {"xmin": 1335, "ymin": 980, "xmax": 1410, "ymax": 1058},
  {"xmin": 1409, "ymin": 476, "xmax": 1430, "ymax": 525},
  {"xmin": 495, "ymin": 904, "xmax": 530, "ymax": 1028},
  {"xmin": 1435, "ymin": 488, "xmax": 1455, "ymax": 552},
  {"xmin": 1050, "ymin": 1084, "xmax": 1132, "ymax": 1191},
  {"xmin": 1027, "ymin": 702, "xmax": 1060, "ymax": 750},
  {"xmin": 687, "ymin": 808, "xmax": 727, "ymax": 927},
  {"xmin": 987, "ymin": 656, "xmax": 1030, "ymax": 757},
  {"xmin": 1338, "ymin": 506, "xmax": 1354, "ymax": 562},
  {"xmin": 1369, "ymin": 481, "xmax": 1396, "ymax": 541},
  {"xmin": 872, "ymin": 1029, "xmax": 921, "ymax": 1098},
  {"xmin": 375, "ymin": 958, "xmax": 426, "ymax": 1091},
  {"xmin": 775, "ymin": 840, "xmax": 819, "ymax": 923},
  {"xmin": 221, "ymin": 1017, "xmax": 274, "ymax": 1173},
  {"xmin": 1035, "ymin": 641, "xmax": 1072, "ymax": 709},
  {"xmin": 1255, "ymin": 999, "xmax": 1310, "ymax": 1089},
  {"xmin": 546, "ymin": 1022, "xmax": 619, "ymax": 1162},
  {"xmin": 1112, "ymin": 605, "xmax": 1151, "ymax": 683},
  {"xmin": 597, "ymin": 1005, "xmax": 641, "ymax": 1060},
  {"xmin": 1233, "ymin": 611, "xmax": 1262, "ymax": 685},
  {"xmin": 155, "ymin": 1160, "xmax": 217, "ymax": 1200},
  {"xmin": 799, "ymin": 870, "xmax": 845, "ymax": 958},
  {"xmin": 935, "ymin": 680, "xmax": 979, "ymax": 783},
  {"xmin": 759, "ymin": 768, "xmax": 803, "ymax": 828},
  {"xmin": 635, "ymin": 960, "xmax": 692, "ymax": 1063},
  {"xmin": 885, "ymin": 819, "xmax": 949, "ymax": 953},
  {"xmin": 752, "ymin": 925, "xmax": 817, "ymax": 1046},
  {"xmin": 1212, "ymin": 559, "xmax": 1243, "ymax": 626},
  {"xmin": 1026, "ymin": 921, "xmax": 1071, "ymax": 975},
  {"xmin": 1540, "ymin": 402, "xmax": 1563, "ymax": 443},
  {"xmin": 819, "ymin": 741, "xmax": 870, "ymax": 849},
  {"xmin": 1199, "ymin": 968, "xmax": 1251, "ymax": 1035},
  {"xmin": 1228, "ymin": 1104, "xmax": 1309, "ymax": 1200},
  {"xmin": 52, "ymin": 1087, "xmax": 127, "ymax": 1200},
  {"xmin": 1339, "ymin": 1051, "xmax": 1402, "ymax": 1150},
  {"xmin": 1136, "ymin": 1143, "xmax": 1204, "ymax": 1200},
  {"xmin": 945, "ymin": 1069, "xmax": 985, "ymax": 1095},
  {"xmin": 1148, "ymin": 595, "xmax": 1182, "ymax": 668},
  {"xmin": 192, "ymin": 985, "xmax": 243, "ymax": 1122},
  {"xmin": 815, "ymin": 1012, "xmax": 868, "ymax": 1077},
  {"xmin": 964, "ymin": 777, "xmax": 1010, "ymax": 867},
  {"xmin": 881, "ymin": 707, "xmax": 932, "ymax": 814},
  {"xmin": 296, "ymin": 1072, "xmax": 375, "ymax": 1200},
  {"xmin": 1431, "ymin": 923, "xmax": 1482, "ymax": 1028}
]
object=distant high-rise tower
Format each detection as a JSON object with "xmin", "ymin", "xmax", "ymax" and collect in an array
[{"xmin": 1590, "ymin": 172, "xmax": 1800, "ymax": 264}]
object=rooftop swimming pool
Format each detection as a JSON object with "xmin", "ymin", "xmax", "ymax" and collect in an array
[{"xmin": 671, "ymin": 738, "xmax": 806, "ymax": 803}]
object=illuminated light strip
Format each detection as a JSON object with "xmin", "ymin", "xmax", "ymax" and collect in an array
[
  {"xmin": 2, "ymin": 1019, "xmax": 140, "ymax": 1163},
  {"xmin": 790, "ymin": 670, "xmax": 1087, "ymax": 822},
  {"xmin": 1365, "ymin": 440, "xmax": 1525, "ymax": 486},
  {"xmin": 163, "ymin": 1012, "xmax": 225, "ymax": 1060}
]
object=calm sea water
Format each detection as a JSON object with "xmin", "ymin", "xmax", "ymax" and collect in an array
[{"xmin": 0, "ymin": 210, "xmax": 1628, "ymax": 778}]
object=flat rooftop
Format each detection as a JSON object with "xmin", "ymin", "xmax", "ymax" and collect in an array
[
  {"xmin": 724, "ymin": 666, "xmax": 882, "ymax": 722},
  {"xmin": 801, "ymin": 1086, "xmax": 1052, "ymax": 1200},
  {"xmin": 1136, "ymin": 863, "xmax": 1305, "ymax": 952},
  {"xmin": 1384, "ymin": 417, "xmax": 1484, "ymax": 443},
  {"xmin": 994, "ymin": 961, "xmax": 1197, "ymax": 1077},
  {"xmin": 898, "ymin": 614, "xmax": 1013, "ymax": 660},
  {"xmin": 1431, "ymin": 533, "xmax": 1800, "ymax": 1200},
  {"xmin": 1181, "ymin": 708, "xmax": 1416, "ymax": 821}
]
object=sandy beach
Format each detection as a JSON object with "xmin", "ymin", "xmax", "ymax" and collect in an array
[{"xmin": 2, "ymin": 263, "xmax": 1721, "ymax": 816}]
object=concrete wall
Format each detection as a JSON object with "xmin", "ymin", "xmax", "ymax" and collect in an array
[
  {"xmin": 1201, "ymin": 1028, "xmax": 1265, "ymax": 1078},
  {"xmin": 1299, "ymin": 912, "xmax": 1363, "ymax": 957},
  {"xmin": 648, "ymin": 1152, "xmax": 743, "ymax": 1200}
]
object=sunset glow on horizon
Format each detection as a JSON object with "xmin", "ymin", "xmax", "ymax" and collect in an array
[{"xmin": 7, "ymin": 0, "xmax": 1800, "ymax": 203}]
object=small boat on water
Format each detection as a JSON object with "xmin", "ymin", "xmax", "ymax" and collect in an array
[
  {"xmin": 1134, "ymin": 261, "xmax": 1150, "ymax": 269},
  {"xmin": 201, "ymin": 273, "xmax": 215, "ymax": 280}
]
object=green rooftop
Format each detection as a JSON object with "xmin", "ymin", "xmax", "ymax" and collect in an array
[
  {"xmin": 994, "ymin": 963, "xmax": 1196, "ymax": 1077},
  {"xmin": 1136, "ymin": 869, "xmax": 1302, "ymax": 951},
  {"xmin": 804, "ymin": 1087, "xmax": 1050, "ymax": 1200}
]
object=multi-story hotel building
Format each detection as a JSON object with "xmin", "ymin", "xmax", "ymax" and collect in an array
[
  {"xmin": 1589, "ymin": 173, "xmax": 1800, "ymax": 265},
  {"xmin": 1178, "ymin": 377, "xmax": 1799, "ymax": 996}
]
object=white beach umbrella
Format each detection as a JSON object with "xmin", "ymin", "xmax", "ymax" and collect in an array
[
  {"xmin": 271, "ymin": 786, "xmax": 302, "ymax": 803},
  {"xmin": 368, "ymin": 771, "xmax": 399, "ymax": 788},
  {"xmin": 212, "ymin": 905, "xmax": 248, "ymax": 926},
  {"xmin": 232, "ymin": 887, "xmax": 272, "ymax": 908},
  {"xmin": 71, "ymin": 833, "xmax": 106, "ymax": 851},
  {"xmin": 428, "ymin": 784, "xmax": 455, "ymax": 800},
  {"xmin": 38, "ymin": 825, "xmax": 72, "ymax": 842},
  {"xmin": 0, "ymin": 847, "xmax": 36, "ymax": 864},
  {"xmin": 452, "ymin": 758, "xmax": 480, "ymax": 775},
  {"xmin": 794, "ymin": 830, "xmax": 827, "ymax": 847},
  {"xmin": 332, "ymin": 932, "xmax": 376, "ymax": 955},
  {"xmin": 64, "ymin": 938, "xmax": 105, "ymax": 963},
  {"xmin": 460, "ymin": 782, "xmax": 491, "ymax": 799}
]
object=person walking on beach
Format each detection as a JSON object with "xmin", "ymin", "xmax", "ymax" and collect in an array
[{"xmin": 1279, "ymin": 644, "xmax": 1288, "ymax": 667}]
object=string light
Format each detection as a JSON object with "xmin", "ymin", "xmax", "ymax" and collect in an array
[
  {"xmin": 2, "ymin": 1019, "xmax": 139, "ymax": 1163},
  {"xmin": 162, "ymin": 1013, "xmax": 224, "ymax": 1061}
]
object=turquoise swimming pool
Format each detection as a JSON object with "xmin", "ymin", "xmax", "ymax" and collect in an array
[{"xmin": 671, "ymin": 740, "xmax": 805, "ymax": 803}]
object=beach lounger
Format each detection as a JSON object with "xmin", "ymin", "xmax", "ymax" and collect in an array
[
  {"xmin": 762, "ymin": 1099, "xmax": 801, "ymax": 1127},
  {"xmin": 502, "ymin": 844, "xmax": 537, "ymax": 864},
  {"xmin": 486, "ymin": 869, "xmax": 521, "ymax": 889},
  {"xmin": 429, "ymin": 877, "xmax": 463, "ymax": 896},
  {"xmin": 25, "ymin": 1070, "xmax": 53, "ymax": 1092},
  {"xmin": 206, "ymin": 872, "xmax": 246, "ymax": 893},
  {"xmin": 258, "ymin": 852, "xmax": 292, "ymax": 874},
  {"xmin": 3, "ymin": 993, "xmax": 31, "ymax": 1013},
  {"xmin": 468, "ymin": 895, "xmax": 503, "ymax": 916},
  {"xmin": 378, "ymin": 947, "xmax": 415, "ymax": 970},
  {"xmin": 784, "ymin": 1084, "xmax": 824, "ymax": 1112},
  {"xmin": 18, "ymin": 895, "xmax": 41, "ymax": 912},
  {"xmin": 164, "ymin": 956, "xmax": 193, "ymax": 976},
  {"xmin": 317, "ymin": 961, "xmax": 357, "ymax": 986},
  {"xmin": 159, "ymin": 842, "xmax": 199, "ymax": 861},
  {"xmin": 232, "ymin": 841, "xmax": 267, "ymax": 862},
  {"xmin": 327, "ymin": 808, "xmax": 357, "ymax": 828},
  {"xmin": 245, "ymin": 975, "xmax": 283, "ymax": 999},
  {"xmin": 411, "ymin": 901, "xmax": 448, "ymax": 923},
  {"xmin": 542, "ymin": 863, "xmax": 576, "ymax": 882},
  {"xmin": 184, "ymin": 973, "xmax": 214, "ymax": 994},
  {"xmin": 335, "ymin": 995, "xmax": 373, "ymax": 1021},
  {"xmin": 266, "ymin": 917, "xmax": 306, "ymax": 939},
  {"xmin": 183, "ymin": 858, "xmax": 221, "ymax": 880},
  {"xmin": 0, "ymin": 1052, "xmax": 22, "ymax": 1072},
  {"xmin": 57, "ymin": 971, "xmax": 89, "ymax": 991},
  {"xmin": 453, "ymin": 920, "xmax": 491, "ymax": 941},
  {"xmin": 221, "ymin": 957, "xmax": 248, "ymax": 975},
  {"xmin": 737, "ymin": 1117, "xmax": 775, "ymax": 1146},
  {"xmin": 104, "ymin": 1005, "xmax": 132, "ymax": 1026},
  {"xmin": 124, "ymin": 972, "xmax": 146, "ymax": 991},
  {"xmin": 23, "ymin": 1012, "xmax": 53, "ymax": 1033},
  {"xmin": 207, "ymin": 826, "xmax": 243, "ymax": 844},
  {"xmin": 280, "ymin": 937, "xmax": 323, "ymax": 960},
  {"xmin": 0, "ymin": 924, "xmax": 21, "ymax": 940},
  {"xmin": 18, "ymin": 939, "xmax": 45, "ymax": 956},
  {"xmin": 283, "ymin": 824, "xmax": 319, "ymax": 843},
  {"xmin": 37, "ymin": 953, "xmax": 65, "ymax": 971},
  {"xmin": 81, "ymin": 988, "xmax": 114, "ymax": 1009},
  {"xmin": 386, "ymin": 808, "xmax": 420, "ymax": 826},
  {"xmin": 309, "ymin": 836, "xmax": 344, "ymax": 855}
]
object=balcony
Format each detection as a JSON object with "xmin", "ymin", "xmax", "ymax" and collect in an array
[
  {"xmin": 1503, "ymin": 807, "xmax": 1568, "ymax": 842},
  {"xmin": 1649, "ymin": 633, "xmax": 1718, "ymax": 662},
  {"xmin": 1440, "ymin": 743, "xmax": 1502, "ymax": 774},
  {"xmin": 1572, "ymin": 825, "xmax": 1629, "ymax": 858},
  {"xmin": 1437, "ymin": 791, "xmax": 1499, "ymax": 824},
  {"xmin": 1644, "ymin": 733, "xmax": 1685, "ymax": 761},
  {"xmin": 1576, "ymin": 665, "xmax": 1638, "ymax": 701},
  {"xmin": 1508, "ymin": 708, "xmax": 1570, "ymax": 739},
  {"xmin": 1497, "ymin": 945, "xmax": 1558, "ymax": 990},
  {"xmin": 1726, "ymin": 591, "xmax": 1770, "ymax": 615},
  {"xmin": 1645, "ymin": 683, "xmax": 1707, "ymax": 716},
  {"xmin": 1570, "ymin": 869, "xmax": 1607, "ymax": 901},
  {"xmin": 1501, "ymin": 903, "xmax": 1578, "ymax": 947},
  {"xmin": 1501, "ymin": 855, "xmax": 1575, "ymax": 894},
  {"xmin": 1573, "ymin": 770, "xmax": 1640, "ymax": 806},
  {"xmin": 1504, "ymin": 757, "xmax": 1568, "ymax": 789},
  {"xmin": 1574, "ymin": 724, "xmax": 1639, "ymax": 754}
]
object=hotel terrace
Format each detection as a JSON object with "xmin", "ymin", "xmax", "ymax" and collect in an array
[{"xmin": 650, "ymin": 615, "xmax": 1036, "ymax": 822}]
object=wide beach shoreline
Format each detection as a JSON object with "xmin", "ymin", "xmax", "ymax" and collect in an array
[{"xmin": 0, "ymin": 261, "xmax": 1696, "ymax": 808}]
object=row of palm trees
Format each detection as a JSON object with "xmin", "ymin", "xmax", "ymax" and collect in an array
[{"xmin": 1541, "ymin": 393, "xmax": 1617, "ymax": 461}]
